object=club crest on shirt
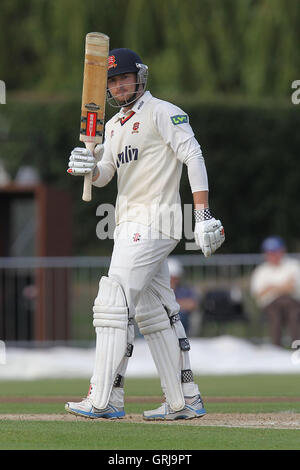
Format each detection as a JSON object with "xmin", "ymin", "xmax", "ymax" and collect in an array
[
  {"xmin": 117, "ymin": 145, "xmax": 139, "ymax": 168},
  {"xmin": 171, "ymin": 114, "xmax": 188, "ymax": 125},
  {"xmin": 132, "ymin": 122, "xmax": 140, "ymax": 134}
]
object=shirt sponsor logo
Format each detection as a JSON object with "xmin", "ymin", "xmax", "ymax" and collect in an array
[
  {"xmin": 171, "ymin": 114, "xmax": 188, "ymax": 125},
  {"xmin": 117, "ymin": 145, "xmax": 139, "ymax": 168}
]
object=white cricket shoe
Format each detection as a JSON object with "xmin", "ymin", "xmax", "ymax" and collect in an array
[
  {"xmin": 143, "ymin": 394, "xmax": 206, "ymax": 421},
  {"xmin": 65, "ymin": 396, "xmax": 125, "ymax": 419}
]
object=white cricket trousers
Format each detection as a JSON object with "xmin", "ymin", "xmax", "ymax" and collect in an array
[
  {"xmin": 90, "ymin": 221, "xmax": 199, "ymax": 408},
  {"xmin": 108, "ymin": 221, "xmax": 180, "ymax": 318}
]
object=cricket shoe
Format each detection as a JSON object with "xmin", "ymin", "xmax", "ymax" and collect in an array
[
  {"xmin": 143, "ymin": 394, "xmax": 206, "ymax": 421},
  {"xmin": 65, "ymin": 396, "xmax": 125, "ymax": 419}
]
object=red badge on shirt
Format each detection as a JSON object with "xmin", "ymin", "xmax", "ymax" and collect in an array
[{"xmin": 132, "ymin": 122, "xmax": 140, "ymax": 134}]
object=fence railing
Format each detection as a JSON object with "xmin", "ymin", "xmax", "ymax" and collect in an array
[{"xmin": 1, "ymin": 254, "xmax": 299, "ymax": 343}]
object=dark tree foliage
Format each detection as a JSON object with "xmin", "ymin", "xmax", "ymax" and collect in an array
[{"xmin": 0, "ymin": 0, "xmax": 299, "ymax": 255}]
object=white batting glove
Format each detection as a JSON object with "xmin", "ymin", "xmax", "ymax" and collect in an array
[
  {"xmin": 67, "ymin": 144, "xmax": 104, "ymax": 176},
  {"xmin": 194, "ymin": 213, "xmax": 225, "ymax": 257}
]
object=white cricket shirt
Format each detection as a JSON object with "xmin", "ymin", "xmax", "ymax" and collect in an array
[{"xmin": 93, "ymin": 91, "xmax": 208, "ymax": 240}]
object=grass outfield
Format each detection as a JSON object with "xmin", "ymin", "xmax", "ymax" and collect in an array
[
  {"xmin": 0, "ymin": 374, "xmax": 299, "ymax": 450},
  {"xmin": 1, "ymin": 374, "xmax": 300, "ymax": 397},
  {"xmin": 1, "ymin": 420, "xmax": 300, "ymax": 451}
]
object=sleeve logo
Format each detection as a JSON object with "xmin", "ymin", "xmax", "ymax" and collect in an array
[{"xmin": 171, "ymin": 114, "xmax": 188, "ymax": 125}]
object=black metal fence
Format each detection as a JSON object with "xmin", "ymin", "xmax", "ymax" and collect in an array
[{"xmin": 1, "ymin": 254, "xmax": 299, "ymax": 343}]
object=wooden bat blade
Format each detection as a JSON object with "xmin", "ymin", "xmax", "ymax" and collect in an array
[{"xmin": 80, "ymin": 32, "xmax": 109, "ymax": 202}]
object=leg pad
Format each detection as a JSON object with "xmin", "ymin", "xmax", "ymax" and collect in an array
[{"xmin": 91, "ymin": 276, "xmax": 129, "ymax": 409}]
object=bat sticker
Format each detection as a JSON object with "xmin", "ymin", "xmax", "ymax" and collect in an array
[
  {"xmin": 86, "ymin": 112, "xmax": 97, "ymax": 137},
  {"xmin": 84, "ymin": 102, "xmax": 100, "ymax": 111}
]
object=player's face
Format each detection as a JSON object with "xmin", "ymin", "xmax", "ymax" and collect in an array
[
  {"xmin": 108, "ymin": 73, "xmax": 138, "ymax": 106},
  {"xmin": 107, "ymin": 73, "xmax": 136, "ymax": 105}
]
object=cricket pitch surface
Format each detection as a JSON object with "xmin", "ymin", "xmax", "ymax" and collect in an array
[{"xmin": 0, "ymin": 396, "xmax": 300, "ymax": 430}]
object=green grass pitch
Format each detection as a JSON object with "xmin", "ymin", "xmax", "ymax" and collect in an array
[{"xmin": 0, "ymin": 374, "xmax": 299, "ymax": 450}]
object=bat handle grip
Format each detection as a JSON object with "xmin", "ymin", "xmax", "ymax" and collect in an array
[{"xmin": 82, "ymin": 142, "xmax": 96, "ymax": 202}]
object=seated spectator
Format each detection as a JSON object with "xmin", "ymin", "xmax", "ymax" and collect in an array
[
  {"xmin": 168, "ymin": 257, "xmax": 199, "ymax": 336},
  {"xmin": 250, "ymin": 236, "xmax": 300, "ymax": 346}
]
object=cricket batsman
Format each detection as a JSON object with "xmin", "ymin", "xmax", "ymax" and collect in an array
[{"xmin": 66, "ymin": 48, "xmax": 225, "ymax": 420}]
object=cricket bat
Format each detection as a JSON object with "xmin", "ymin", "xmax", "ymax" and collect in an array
[{"xmin": 80, "ymin": 32, "xmax": 109, "ymax": 202}]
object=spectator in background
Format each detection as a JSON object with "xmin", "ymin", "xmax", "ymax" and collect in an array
[
  {"xmin": 168, "ymin": 257, "xmax": 199, "ymax": 336},
  {"xmin": 250, "ymin": 236, "xmax": 300, "ymax": 346}
]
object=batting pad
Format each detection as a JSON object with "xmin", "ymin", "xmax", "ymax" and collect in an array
[
  {"xmin": 92, "ymin": 276, "xmax": 129, "ymax": 409},
  {"xmin": 136, "ymin": 290, "xmax": 185, "ymax": 411}
]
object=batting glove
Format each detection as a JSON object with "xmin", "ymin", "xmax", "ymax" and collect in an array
[
  {"xmin": 194, "ymin": 217, "xmax": 225, "ymax": 257},
  {"xmin": 67, "ymin": 144, "xmax": 104, "ymax": 176}
]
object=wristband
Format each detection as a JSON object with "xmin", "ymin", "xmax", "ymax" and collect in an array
[{"xmin": 194, "ymin": 208, "xmax": 212, "ymax": 223}]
